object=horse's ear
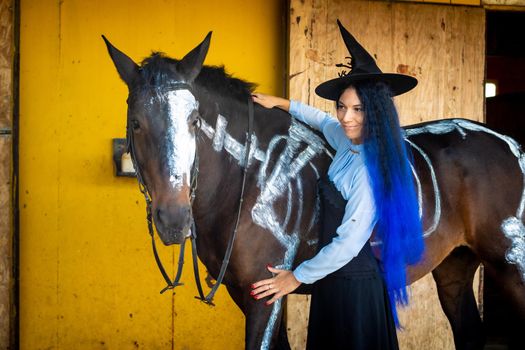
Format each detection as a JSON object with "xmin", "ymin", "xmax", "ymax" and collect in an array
[
  {"xmin": 177, "ymin": 32, "xmax": 212, "ymax": 83},
  {"xmin": 102, "ymin": 35, "xmax": 140, "ymax": 88}
]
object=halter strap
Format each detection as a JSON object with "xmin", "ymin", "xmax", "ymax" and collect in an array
[
  {"xmin": 192, "ymin": 96, "xmax": 254, "ymax": 305},
  {"xmin": 128, "ymin": 93, "xmax": 255, "ymax": 303},
  {"xmin": 128, "ymin": 122, "xmax": 186, "ymax": 293},
  {"xmin": 127, "ymin": 82, "xmax": 196, "ymax": 294}
]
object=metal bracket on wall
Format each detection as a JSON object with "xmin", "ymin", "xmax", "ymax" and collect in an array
[
  {"xmin": 0, "ymin": 128, "xmax": 12, "ymax": 136},
  {"xmin": 112, "ymin": 138, "xmax": 136, "ymax": 177}
]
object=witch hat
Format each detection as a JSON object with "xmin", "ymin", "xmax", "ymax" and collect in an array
[{"xmin": 315, "ymin": 20, "xmax": 417, "ymax": 100}]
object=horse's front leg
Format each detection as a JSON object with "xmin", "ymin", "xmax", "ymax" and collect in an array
[
  {"xmin": 226, "ymin": 285, "xmax": 290, "ymax": 350},
  {"xmin": 245, "ymin": 297, "xmax": 289, "ymax": 350}
]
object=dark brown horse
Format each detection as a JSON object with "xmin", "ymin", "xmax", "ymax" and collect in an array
[{"xmin": 103, "ymin": 33, "xmax": 525, "ymax": 350}]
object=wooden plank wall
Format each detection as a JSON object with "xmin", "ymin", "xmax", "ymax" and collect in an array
[
  {"xmin": 288, "ymin": 0, "xmax": 485, "ymax": 349},
  {"xmin": 399, "ymin": 0, "xmax": 481, "ymax": 6},
  {"xmin": 483, "ymin": 0, "xmax": 525, "ymax": 5},
  {"xmin": 0, "ymin": 0, "xmax": 13, "ymax": 348}
]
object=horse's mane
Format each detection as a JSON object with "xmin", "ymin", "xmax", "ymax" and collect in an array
[{"xmin": 140, "ymin": 52, "xmax": 256, "ymax": 102}]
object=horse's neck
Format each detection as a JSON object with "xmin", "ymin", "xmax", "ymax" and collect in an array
[
  {"xmin": 193, "ymin": 94, "xmax": 334, "ymax": 271},
  {"xmin": 198, "ymin": 93, "xmax": 291, "ymax": 152},
  {"xmin": 197, "ymin": 94, "xmax": 330, "ymax": 187}
]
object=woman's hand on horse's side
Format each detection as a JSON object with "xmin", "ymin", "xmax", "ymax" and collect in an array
[
  {"xmin": 252, "ymin": 93, "xmax": 291, "ymax": 112},
  {"xmin": 250, "ymin": 266, "xmax": 302, "ymax": 305}
]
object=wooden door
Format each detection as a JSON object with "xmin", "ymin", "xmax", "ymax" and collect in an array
[{"xmin": 288, "ymin": 1, "xmax": 485, "ymax": 348}]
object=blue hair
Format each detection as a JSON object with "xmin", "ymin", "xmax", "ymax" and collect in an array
[{"xmin": 352, "ymin": 81, "xmax": 424, "ymax": 325}]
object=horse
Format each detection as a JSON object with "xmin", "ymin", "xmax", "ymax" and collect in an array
[{"xmin": 103, "ymin": 33, "xmax": 525, "ymax": 349}]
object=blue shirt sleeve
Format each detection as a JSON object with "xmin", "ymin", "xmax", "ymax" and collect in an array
[
  {"xmin": 289, "ymin": 100, "xmax": 348, "ymax": 151},
  {"xmin": 292, "ymin": 164, "xmax": 377, "ymax": 284}
]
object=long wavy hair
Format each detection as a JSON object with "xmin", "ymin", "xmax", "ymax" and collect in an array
[{"xmin": 350, "ymin": 80, "xmax": 424, "ymax": 325}]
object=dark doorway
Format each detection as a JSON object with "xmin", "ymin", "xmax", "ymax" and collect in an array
[
  {"xmin": 484, "ymin": 10, "xmax": 525, "ymax": 350},
  {"xmin": 485, "ymin": 11, "xmax": 525, "ymax": 144}
]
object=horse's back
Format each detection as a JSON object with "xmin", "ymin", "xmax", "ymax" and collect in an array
[{"xmin": 405, "ymin": 118, "xmax": 524, "ymax": 274}]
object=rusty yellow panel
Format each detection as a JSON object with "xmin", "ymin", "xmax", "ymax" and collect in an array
[
  {"xmin": 19, "ymin": 0, "xmax": 284, "ymax": 349},
  {"xmin": 19, "ymin": 0, "xmax": 61, "ymax": 348}
]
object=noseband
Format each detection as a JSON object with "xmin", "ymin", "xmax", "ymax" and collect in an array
[{"xmin": 127, "ymin": 84, "xmax": 254, "ymax": 305}]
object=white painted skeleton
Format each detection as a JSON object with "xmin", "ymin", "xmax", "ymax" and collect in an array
[
  {"xmin": 201, "ymin": 114, "xmax": 330, "ymax": 347},
  {"xmin": 405, "ymin": 119, "xmax": 525, "ymax": 283},
  {"xmin": 164, "ymin": 89, "xmax": 525, "ymax": 349}
]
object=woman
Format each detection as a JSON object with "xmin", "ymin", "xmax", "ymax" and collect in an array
[{"xmin": 251, "ymin": 21, "xmax": 424, "ymax": 349}]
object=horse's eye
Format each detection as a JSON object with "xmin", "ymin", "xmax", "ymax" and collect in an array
[
  {"xmin": 131, "ymin": 119, "xmax": 141, "ymax": 130},
  {"xmin": 191, "ymin": 112, "xmax": 201, "ymax": 129}
]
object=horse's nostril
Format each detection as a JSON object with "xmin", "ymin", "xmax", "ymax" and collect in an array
[
  {"xmin": 155, "ymin": 208, "xmax": 167, "ymax": 227},
  {"xmin": 155, "ymin": 208, "xmax": 171, "ymax": 235},
  {"xmin": 155, "ymin": 205, "xmax": 191, "ymax": 230}
]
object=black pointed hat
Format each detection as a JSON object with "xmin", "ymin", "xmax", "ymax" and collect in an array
[{"xmin": 315, "ymin": 20, "xmax": 417, "ymax": 100}]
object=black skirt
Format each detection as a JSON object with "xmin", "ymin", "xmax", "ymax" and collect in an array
[{"xmin": 306, "ymin": 179, "xmax": 399, "ymax": 350}]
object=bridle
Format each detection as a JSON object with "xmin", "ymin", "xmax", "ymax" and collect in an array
[{"xmin": 127, "ymin": 83, "xmax": 254, "ymax": 305}]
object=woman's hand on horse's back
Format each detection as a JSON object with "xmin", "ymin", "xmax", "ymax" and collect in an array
[
  {"xmin": 252, "ymin": 93, "xmax": 290, "ymax": 112},
  {"xmin": 250, "ymin": 266, "xmax": 301, "ymax": 305}
]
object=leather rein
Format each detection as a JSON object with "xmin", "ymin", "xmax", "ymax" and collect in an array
[{"xmin": 127, "ymin": 84, "xmax": 254, "ymax": 305}]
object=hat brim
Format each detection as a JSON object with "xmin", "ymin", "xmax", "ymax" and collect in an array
[{"xmin": 315, "ymin": 73, "xmax": 418, "ymax": 100}]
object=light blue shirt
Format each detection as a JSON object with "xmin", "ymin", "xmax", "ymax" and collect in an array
[{"xmin": 290, "ymin": 101, "xmax": 378, "ymax": 284}]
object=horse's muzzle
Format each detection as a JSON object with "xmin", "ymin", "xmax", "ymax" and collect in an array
[{"xmin": 153, "ymin": 204, "xmax": 192, "ymax": 245}]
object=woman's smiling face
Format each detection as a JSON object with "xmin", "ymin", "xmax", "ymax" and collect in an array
[{"xmin": 336, "ymin": 86, "xmax": 364, "ymax": 144}]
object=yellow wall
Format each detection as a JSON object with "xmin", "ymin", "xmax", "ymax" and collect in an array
[{"xmin": 19, "ymin": 0, "xmax": 284, "ymax": 348}]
